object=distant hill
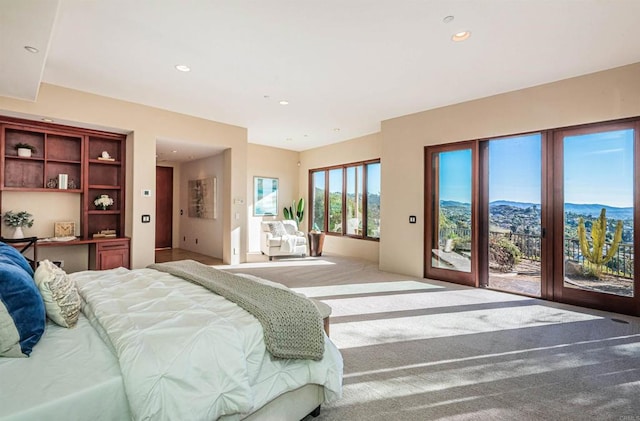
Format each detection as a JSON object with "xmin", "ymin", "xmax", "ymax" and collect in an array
[
  {"xmin": 439, "ymin": 200, "xmax": 632, "ymax": 219},
  {"xmin": 440, "ymin": 200, "xmax": 470, "ymax": 208},
  {"xmin": 563, "ymin": 203, "xmax": 632, "ymax": 219}
]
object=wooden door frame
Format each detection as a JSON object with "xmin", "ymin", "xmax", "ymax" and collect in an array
[
  {"xmin": 424, "ymin": 141, "xmax": 479, "ymax": 287},
  {"xmin": 551, "ymin": 119, "xmax": 640, "ymax": 315}
]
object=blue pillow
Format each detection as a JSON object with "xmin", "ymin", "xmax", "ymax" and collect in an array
[
  {"xmin": 0, "ymin": 242, "xmax": 34, "ymax": 277},
  {"xmin": 0, "ymin": 262, "xmax": 45, "ymax": 357}
]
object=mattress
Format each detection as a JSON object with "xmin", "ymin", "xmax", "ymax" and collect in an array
[
  {"xmin": 0, "ymin": 265, "xmax": 342, "ymax": 421},
  {"xmin": 0, "ymin": 315, "xmax": 130, "ymax": 421}
]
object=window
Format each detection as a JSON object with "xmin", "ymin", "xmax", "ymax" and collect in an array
[
  {"xmin": 310, "ymin": 159, "xmax": 380, "ymax": 240},
  {"xmin": 328, "ymin": 169, "xmax": 343, "ymax": 233},
  {"xmin": 311, "ymin": 171, "xmax": 325, "ymax": 231}
]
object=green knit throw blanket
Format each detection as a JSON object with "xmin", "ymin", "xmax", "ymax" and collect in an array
[{"xmin": 148, "ymin": 260, "xmax": 325, "ymax": 361}]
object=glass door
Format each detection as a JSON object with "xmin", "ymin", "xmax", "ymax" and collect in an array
[
  {"xmin": 554, "ymin": 122, "xmax": 639, "ymax": 314},
  {"xmin": 486, "ymin": 134, "xmax": 543, "ymax": 297},
  {"xmin": 425, "ymin": 142, "xmax": 477, "ymax": 286}
]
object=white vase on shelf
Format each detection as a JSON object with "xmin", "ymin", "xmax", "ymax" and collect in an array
[
  {"xmin": 17, "ymin": 148, "xmax": 32, "ymax": 157},
  {"xmin": 13, "ymin": 226, "xmax": 24, "ymax": 239}
]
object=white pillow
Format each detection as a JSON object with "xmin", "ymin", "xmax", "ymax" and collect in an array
[
  {"xmin": 34, "ymin": 260, "xmax": 81, "ymax": 328},
  {"xmin": 266, "ymin": 221, "xmax": 287, "ymax": 237}
]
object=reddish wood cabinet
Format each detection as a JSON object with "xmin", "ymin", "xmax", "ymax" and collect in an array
[{"xmin": 1, "ymin": 116, "xmax": 129, "ymax": 270}]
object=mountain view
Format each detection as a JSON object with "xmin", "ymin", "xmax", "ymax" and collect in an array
[{"xmin": 440, "ymin": 200, "xmax": 633, "ymax": 242}]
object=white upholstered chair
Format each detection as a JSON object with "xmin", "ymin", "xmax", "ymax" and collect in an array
[{"xmin": 260, "ymin": 220, "xmax": 307, "ymax": 260}]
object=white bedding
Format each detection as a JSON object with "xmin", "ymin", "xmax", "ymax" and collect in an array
[
  {"xmin": 72, "ymin": 267, "xmax": 343, "ymax": 421},
  {"xmin": 0, "ymin": 315, "xmax": 130, "ymax": 421}
]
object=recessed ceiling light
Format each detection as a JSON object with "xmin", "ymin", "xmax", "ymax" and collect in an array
[
  {"xmin": 286, "ymin": 138, "xmax": 293, "ymax": 141},
  {"xmin": 24, "ymin": 46, "xmax": 39, "ymax": 53},
  {"xmin": 175, "ymin": 64, "xmax": 191, "ymax": 72},
  {"xmin": 443, "ymin": 16, "xmax": 454, "ymax": 24},
  {"xmin": 333, "ymin": 128, "xmax": 341, "ymax": 132},
  {"xmin": 172, "ymin": 150, "xmax": 177, "ymax": 153},
  {"xmin": 41, "ymin": 118, "xmax": 54, "ymax": 122},
  {"xmin": 452, "ymin": 31, "xmax": 471, "ymax": 42},
  {"xmin": 279, "ymin": 100, "xmax": 289, "ymax": 105}
]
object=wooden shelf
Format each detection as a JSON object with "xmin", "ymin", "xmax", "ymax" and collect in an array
[
  {"xmin": 1, "ymin": 116, "xmax": 127, "ymax": 262},
  {"xmin": 88, "ymin": 159, "xmax": 121, "ymax": 165},
  {"xmin": 4, "ymin": 155, "xmax": 44, "ymax": 162}
]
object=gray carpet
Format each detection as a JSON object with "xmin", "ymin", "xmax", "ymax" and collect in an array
[{"xmin": 222, "ymin": 254, "xmax": 640, "ymax": 420}]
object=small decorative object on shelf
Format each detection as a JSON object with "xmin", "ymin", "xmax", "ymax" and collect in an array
[
  {"xmin": 58, "ymin": 173, "xmax": 68, "ymax": 190},
  {"xmin": 15, "ymin": 143, "xmax": 37, "ymax": 157},
  {"xmin": 93, "ymin": 229, "xmax": 116, "ymax": 238},
  {"xmin": 3, "ymin": 210, "xmax": 34, "ymax": 239},
  {"xmin": 47, "ymin": 178, "xmax": 58, "ymax": 188},
  {"xmin": 94, "ymin": 194, "xmax": 114, "ymax": 210},
  {"xmin": 98, "ymin": 150, "xmax": 115, "ymax": 161},
  {"xmin": 68, "ymin": 179, "xmax": 77, "ymax": 189}
]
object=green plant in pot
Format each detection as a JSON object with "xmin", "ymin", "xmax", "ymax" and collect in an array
[
  {"xmin": 3, "ymin": 210, "xmax": 34, "ymax": 239},
  {"xmin": 15, "ymin": 143, "xmax": 37, "ymax": 157},
  {"xmin": 283, "ymin": 198, "xmax": 305, "ymax": 227}
]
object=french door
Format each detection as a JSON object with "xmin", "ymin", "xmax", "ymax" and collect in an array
[
  {"xmin": 552, "ymin": 121, "xmax": 640, "ymax": 315},
  {"xmin": 424, "ymin": 118, "xmax": 640, "ymax": 316},
  {"xmin": 424, "ymin": 142, "xmax": 478, "ymax": 286}
]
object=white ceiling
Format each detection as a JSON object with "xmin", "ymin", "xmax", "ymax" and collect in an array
[{"xmin": 3, "ymin": 0, "xmax": 640, "ymax": 161}]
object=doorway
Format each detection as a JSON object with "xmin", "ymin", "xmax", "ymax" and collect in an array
[
  {"xmin": 155, "ymin": 166, "xmax": 173, "ymax": 249},
  {"xmin": 552, "ymin": 122, "xmax": 638, "ymax": 315},
  {"xmin": 424, "ymin": 117, "xmax": 640, "ymax": 316},
  {"xmin": 485, "ymin": 134, "xmax": 543, "ymax": 297}
]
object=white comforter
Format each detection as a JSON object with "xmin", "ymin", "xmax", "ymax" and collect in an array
[{"xmin": 72, "ymin": 267, "xmax": 343, "ymax": 421}]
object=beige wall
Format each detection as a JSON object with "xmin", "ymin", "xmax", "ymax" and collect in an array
[
  {"xmin": 0, "ymin": 83, "xmax": 248, "ymax": 268},
  {"xmin": 177, "ymin": 153, "xmax": 225, "ymax": 258},
  {"xmin": 246, "ymin": 144, "xmax": 300, "ymax": 256},
  {"xmin": 380, "ymin": 62, "xmax": 640, "ymax": 277},
  {"xmin": 299, "ymin": 132, "xmax": 381, "ymax": 262}
]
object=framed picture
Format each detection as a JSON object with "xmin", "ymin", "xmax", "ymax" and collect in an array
[
  {"xmin": 188, "ymin": 177, "xmax": 217, "ymax": 219},
  {"xmin": 54, "ymin": 221, "xmax": 75, "ymax": 237},
  {"xmin": 254, "ymin": 176, "xmax": 278, "ymax": 216}
]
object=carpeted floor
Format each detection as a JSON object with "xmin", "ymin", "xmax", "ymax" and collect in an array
[{"xmin": 222, "ymin": 254, "xmax": 640, "ymax": 420}]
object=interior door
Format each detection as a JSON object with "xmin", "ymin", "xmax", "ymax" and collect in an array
[
  {"xmin": 155, "ymin": 166, "xmax": 173, "ymax": 249},
  {"xmin": 553, "ymin": 121, "xmax": 640, "ymax": 314},
  {"xmin": 425, "ymin": 142, "xmax": 478, "ymax": 286}
]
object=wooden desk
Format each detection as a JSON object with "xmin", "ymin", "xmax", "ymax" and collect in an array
[{"xmin": 37, "ymin": 237, "xmax": 130, "ymax": 270}]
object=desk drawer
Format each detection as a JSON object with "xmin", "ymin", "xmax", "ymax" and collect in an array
[{"xmin": 97, "ymin": 240, "xmax": 129, "ymax": 252}]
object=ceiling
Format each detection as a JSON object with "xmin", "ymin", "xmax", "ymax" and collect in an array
[{"xmin": 3, "ymin": 1, "xmax": 640, "ymax": 161}]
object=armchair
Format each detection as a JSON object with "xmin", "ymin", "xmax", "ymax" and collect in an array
[{"xmin": 260, "ymin": 220, "xmax": 307, "ymax": 260}]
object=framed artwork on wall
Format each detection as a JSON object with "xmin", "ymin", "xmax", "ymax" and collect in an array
[
  {"xmin": 188, "ymin": 177, "xmax": 216, "ymax": 219},
  {"xmin": 254, "ymin": 176, "xmax": 278, "ymax": 216}
]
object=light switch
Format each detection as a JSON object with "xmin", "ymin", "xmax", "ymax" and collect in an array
[
  {"xmin": 142, "ymin": 189, "xmax": 152, "ymax": 197},
  {"xmin": 141, "ymin": 214, "xmax": 151, "ymax": 223},
  {"xmin": 409, "ymin": 215, "xmax": 417, "ymax": 224}
]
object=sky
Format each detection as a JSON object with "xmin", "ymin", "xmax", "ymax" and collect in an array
[{"xmin": 439, "ymin": 129, "xmax": 634, "ymax": 208}]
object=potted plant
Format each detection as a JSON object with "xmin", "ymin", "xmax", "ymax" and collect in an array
[
  {"xmin": 15, "ymin": 143, "xmax": 37, "ymax": 158},
  {"xmin": 3, "ymin": 210, "xmax": 34, "ymax": 239},
  {"xmin": 283, "ymin": 198, "xmax": 305, "ymax": 227}
]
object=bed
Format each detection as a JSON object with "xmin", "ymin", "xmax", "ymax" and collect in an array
[{"xmin": 0, "ymin": 251, "xmax": 343, "ymax": 421}]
